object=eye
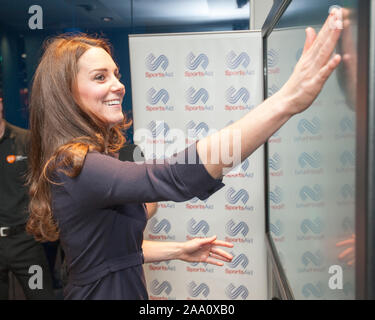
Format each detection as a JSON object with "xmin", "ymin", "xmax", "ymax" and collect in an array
[
  {"xmin": 94, "ymin": 74, "xmax": 105, "ymax": 81},
  {"xmin": 116, "ymin": 72, "xmax": 122, "ymax": 80}
]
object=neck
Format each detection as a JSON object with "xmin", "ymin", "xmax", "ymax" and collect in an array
[{"xmin": 0, "ymin": 119, "xmax": 5, "ymax": 139}]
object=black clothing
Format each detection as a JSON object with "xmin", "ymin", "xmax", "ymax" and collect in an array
[
  {"xmin": 0, "ymin": 121, "xmax": 55, "ymax": 300},
  {"xmin": 52, "ymin": 144, "xmax": 224, "ymax": 300}
]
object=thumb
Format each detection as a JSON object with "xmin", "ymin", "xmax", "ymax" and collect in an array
[{"xmin": 199, "ymin": 235, "xmax": 217, "ymax": 246}]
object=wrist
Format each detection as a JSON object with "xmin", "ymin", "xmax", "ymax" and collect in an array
[{"xmin": 272, "ymin": 88, "xmax": 297, "ymax": 118}]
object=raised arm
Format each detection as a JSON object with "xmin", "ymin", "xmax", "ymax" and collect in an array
[{"xmin": 197, "ymin": 10, "xmax": 343, "ymax": 179}]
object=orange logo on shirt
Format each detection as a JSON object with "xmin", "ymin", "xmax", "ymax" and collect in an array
[{"xmin": 6, "ymin": 155, "xmax": 16, "ymax": 164}]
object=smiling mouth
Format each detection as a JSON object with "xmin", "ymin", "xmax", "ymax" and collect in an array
[{"xmin": 103, "ymin": 99, "xmax": 121, "ymax": 106}]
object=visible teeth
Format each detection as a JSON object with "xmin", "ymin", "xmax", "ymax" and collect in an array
[{"xmin": 104, "ymin": 100, "xmax": 120, "ymax": 106}]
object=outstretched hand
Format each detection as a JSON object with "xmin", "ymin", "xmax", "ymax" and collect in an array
[
  {"xmin": 280, "ymin": 8, "xmax": 343, "ymax": 115},
  {"xmin": 178, "ymin": 235, "xmax": 233, "ymax": 266}
]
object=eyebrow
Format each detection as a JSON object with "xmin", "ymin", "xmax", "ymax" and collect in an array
[{"xmin": 89, "ymin": 68, "xmax": 119, "ymax": 74}]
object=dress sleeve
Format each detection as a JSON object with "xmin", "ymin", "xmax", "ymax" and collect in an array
[{"xmin": 57, "ymin": 142, "xmax": 224, "ymax": 208}]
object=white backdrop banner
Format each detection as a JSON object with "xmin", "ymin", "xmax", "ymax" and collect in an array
[{"xmin": 129, "ymin": 31, "xmax": 266, "ymax": 300}]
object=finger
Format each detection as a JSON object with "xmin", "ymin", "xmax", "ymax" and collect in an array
[
  {"xmin": 336, "ymin": 238, "xmax": 355, "ymax": 247},
  {"xmin": 211, "ymin": 247, "xmax": 233, "ymax": 260},
  {"xmin": 315, "ymin": 26, "xmax": 342, "ymax": 69},
  {"xmin": 302, "ymin": 27, "xmax": 317, "ymax": 55},
  {"xmin": 315, "ymin": 54, "xmax": 341, "ymax": 85},
  {"xmin": 309, "ymin": 10, "xmax": 342, "ymax": 59},
  {"xmin": 206, "ymin": 257, "xmax": 225, "ymax": 266},
  {"xmin": 197, "ymin": 236, "xmax": 217, "ymax": 247},
  {"xmin": 338, "ymin": 247, "xmax": 354, "ymax": 259},
  {"xmin": 212, "ymin": 240, "xmax": 234, "ymax": 248}
]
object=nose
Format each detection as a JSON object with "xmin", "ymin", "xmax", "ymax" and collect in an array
[{"xmin": 111, "ymin": 76, "xmax": 125, "ymax": 95}]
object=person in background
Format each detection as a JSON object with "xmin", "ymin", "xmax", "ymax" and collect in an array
[{"xmin": 0, "ymin": 97, "xmax": 55, "ymax": 299}]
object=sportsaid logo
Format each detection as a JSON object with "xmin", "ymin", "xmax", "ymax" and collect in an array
[
  {"xmin": 148, "ymin": 260, "xmax": 176, "ymax": 272},
  {"xmin": 298, "ymin": 251, "xmax": 325, "ymax": 273},
  {"xmin": 145, "ymin": 120, "xmax": 174, "ymax": 144},
  {"xmin": 185, "ymin": 52, "xmax": 213, "ymax": 77},
  {"xmin": 186, "ymin": 262, "xmax": 214, "ymax": 273},
  {"xmin": 269, "ymin": 153, "xmax": 283, "ymax": 176},
  {"xmin": 269, "ymin": 186, "xmax": 284, "ymax": 210},
  {"xmin": 185, "ymin": 197, "xmax": 214, "ymax": 211},
  {"xmin": 296, "ymin": 185, "xmax": 324, "ymax": 208},
  {"xmin": 225, "ymin": 51, "xmax": 254, "ymax": 76},
  {"xmin": 145, "ymin": 53, "xmax": 173, "ymax": 78},
  {"xmin": 225, "ymin": 187, "xmax": 253, "ymax": 212},
  {"xmin": 302, "ymin": 282, "xmax": 325, "ymax": 299},
  {"xmin": 267, "ymin": 49, "xmax": 280, "ymax": 74},
  {"xmin": 336, "ymin": 151, "xmax": 355, "ymax": 173},
  {"xmin": 225, "ymin": 283, "xmax": 249, "ymax": 300},
  {"xmin": 224, "ymin": 87, "xmax": 253, "ymax": 111},
  {"xmin": 185, "ymin": 120, "xmax": 211, "ymax": 145},
  {"xmin": 149, "ymin": 279, "xmax": 175, "ymax": 300},
  {"xmin": 225, "ymin": 158, "xmax": 253, "ymax": 178},
  {"xmin": 186, "ymin": 218, "xmax": 209, "ymax": 240},
  {"xmin": 185, "ymin": 87, "xmax": 213, "ymax": 111},
  {"xmin": 336, "ymin": 116, "xmax": 355, "ymax": 140},
  {"xmin": 298, "ymin": 217, "xmax": 324, "ymax": 241},
  {"xmin": 337, "ymin": 184, "xmax": 354, "ymax": 206},
  {"xmin": 225, "ymin": 219, "xmax": 252, "ymax": 244},
  {"xmin": 187, "ymin": 281, "xmax": 210, "ymax": 300},
  {"xmin": 295, "ymin": 151, "xmax": 323, "ymax": 175},
  {"xmin": 145, "ymin": 88, "xmax": 174, "ymax": 112},
  {"xmin": 270, "ymin": 219, "xmax": 284, "ymax": 242},
  {"xmin": 157, "ymin": 202, "xmax": 176, "ymax": 210},
  {"xmin": 225, "ymin": 252, "xmax": 253, "ymax": 276},
  {"xmin": 295, "ymin": 117, "xmax": 322, "ymax": 142},
  {"xmin": 147, "ymin": 218, "xmax": 175, "ymax": 241}
]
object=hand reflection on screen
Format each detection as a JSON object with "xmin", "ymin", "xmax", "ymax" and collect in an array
[
  {"xmin": 336, "ymin": 8, "xmax": 357, "ymax": 111},
  {"xmin": 336, "ymin": 233, "xmax": 355, "ymax": 267}
]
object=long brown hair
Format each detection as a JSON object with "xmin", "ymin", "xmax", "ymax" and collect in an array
[{"xmin": 27, "ymin": 34, "xmax": 130, "ymax": 242}]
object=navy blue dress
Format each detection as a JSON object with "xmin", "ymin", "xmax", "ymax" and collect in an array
[{"xmin": 51, "ymin": 144, "xmax": 224, "ymax": 300}]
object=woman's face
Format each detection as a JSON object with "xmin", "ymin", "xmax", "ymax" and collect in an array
[{"xmin": 76, "ymin": 47, "xmax": 125, "ymax": 126}]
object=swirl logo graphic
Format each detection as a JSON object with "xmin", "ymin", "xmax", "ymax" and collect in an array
[
  {"xmin": 268, "ymin": 153, "xmax": 282, "ymax": 171},
  {"xmin": 150, "ymin": 280, "xmax": 172, "ymax": 295},
  {"xmin": 267, "ymin": 49, "xmax": 279, "ymax": 68},
  {"xmin": 302, "ymin": 282, "xmax": 324, "ymax": 298},
  {"xmin": 298, "ymin": 151, "xmax": 322, "ymax": 168},
  {"xmin": 340, "ymin": 151, "xmax": 355, "ymax": 166},
  {"xmin": 187, "ymin": 218, "xmax": 209, "ymax": 235},
  {"xmin": 297, "ymin": 117, "xmax": 321, "ymax": 134},
  {"xmin": 225, "ymin": 284, "xmax": 249, "ymax": 300},
  {"xmin": 185, "ymin": 52, "xmax": 209, "ymax": 70},
  {"xmin": 146, "ymin": 120, "xmax": 170, "ymax": 138},
  {"xmin": 145, "ymin": 53, "xmax": 169, "ymax": 71},
  {"xmin": 225, "ymin": 219, "xmax": 249, "ymax": 237},
  {"xmin": 270, "ymin": 220, "xmax": 283, "ymax": 236},
  {"xmin": 341, "ymin": 184, "xmax": 354, "ymax": 199},
  {"xmin": 225, "ymin": 87, "xmax": 250, "ymax": 104},
  {"xmin": 149, "ymin": 218, "xmax": 171, "ymax": 234},
  {"xmin": 146, "ymin": 88, "xmax": 169, "ymax": 105},
  {"xmin": 186, "ymin": 120, "xmax": 209, "ymax": 138},
  {"xmin": 302, "ymin": 251, "xmax": 324, "ymax": 266},
  {"xmin": 268, "ymin": 84, "xmax": 280, "ymax": 97},
  {"xmin": 340, "ymin": 116, "xmax": 354, "ymax": 132},
  {"xmin": 227, "ymin": 253, "xmax": 249, "ymax": 269},
  {"xmin": 187, "ymin": 281, "xmax": 210, "ymax": 297},
  {"xmin": 300, "ymin": 218, "xmax": 323, "ymax": 234},
  {"xmin": 225, "ymin": 187, "xmax": 249, "ymax": 205},
  {"xmin": 269, "ymin": 186, "xmax": 283, "ymax": 204},
  {"xmin": 186, "ymin": 87, "xmax": 209, "ymax": 104},
  {"xmin": 299, "ymin": 185, "xmax": 323, "ymax": 201},
  {"xmin": 226, "ymin": 51, "xmax": 250, "ymax": 69}
]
